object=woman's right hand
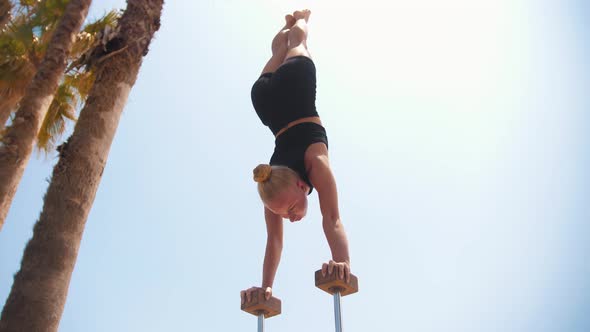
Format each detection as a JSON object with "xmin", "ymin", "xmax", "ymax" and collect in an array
[
  {"xmin": 240, "ymin": 286, "xmax": 273, "ymax": 304},
  {"xmin": 321, "ymin": 260, "xmax": 351, "ymax": 283}
]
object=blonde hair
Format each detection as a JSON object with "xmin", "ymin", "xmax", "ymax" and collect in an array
[{"xmin": 253, "ymin": 164, "xmax": 299, "ymax": 202}]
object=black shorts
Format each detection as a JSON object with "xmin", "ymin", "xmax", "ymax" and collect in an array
[{"xmin": 251, "ymin": 56, "xmax": 319, "ymax": 136}]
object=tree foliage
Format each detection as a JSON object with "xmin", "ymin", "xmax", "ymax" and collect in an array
[{"xmin": 0, "ymin": 0, "xmax": 121, "ymax": 152}]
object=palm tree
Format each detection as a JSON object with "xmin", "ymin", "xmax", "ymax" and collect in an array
[
  {"xmin": 0, "ymin": 0, "xmax": 66, "ymax": 132},
  {"xmin": 36, "ymin": 10, "xmax": 120, "ymax": 152},
  {"xmin": 0, "ymin": 0, "xmax": 164, "ymax": 329},
  {"xmin": 0, "ymin": 0, "xmax": 119, "ymax": 146},
  {"xmin": 0, "ymin": 0, "xmax": 92, "ymax": 230}
]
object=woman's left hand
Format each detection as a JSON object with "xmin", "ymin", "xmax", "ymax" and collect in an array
[{"xmin": 321, "ymin": 260, "xmax": 351, "ymax": 283}]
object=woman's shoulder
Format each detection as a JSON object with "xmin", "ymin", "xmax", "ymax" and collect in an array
[
  {"xmin": 304, "ymin": 142, "xmax": 330, "ymax": 175},
  {"xmin": 304, "ymin": 141, "xmax": 337, "ymax": 200}
]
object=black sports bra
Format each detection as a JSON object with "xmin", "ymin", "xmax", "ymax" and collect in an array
[{"xmin": 270, "ymin": 122, "xmax": 328, "ymax": 195}]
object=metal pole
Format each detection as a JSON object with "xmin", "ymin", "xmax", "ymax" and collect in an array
[
  {"xmin": 333, "ymin": 290, "xmax": 342, "ymax": 332},
  {"xmin": 257, "ymin": 312, "xmax": 264, "ymax": 332}
]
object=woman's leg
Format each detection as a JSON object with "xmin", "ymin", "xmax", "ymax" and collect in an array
[
  {"xmin": 284, "ymin": 10, "xmax": 312, "ymax": 61},
  {"xmin": 260, "ymin": 15, "xmax": 296, "ymax": 75}
]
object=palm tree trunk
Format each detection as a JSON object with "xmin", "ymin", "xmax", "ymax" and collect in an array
[
  {"xmin": 0, "ymin": 0, "xmax": 92, "ymax": 230},
  {"xmin": 0, "ymin": 103, "xmax": 14, "ymax": 132},
  {"xmin": 0, "ymin": 72, "xmax": 36, "ymax": 133},
  {"xmin": 0, "ymin": 0, "xmax": 163, "ymax": 330},
  {"xmin": 0, "ymin": 92, "xmax": 25, "ymax": 133},
  {"xmin": 0, "ymin": 0, "xmax": 11, "ymax": 31},
  {"xmin": 0, "ymin": 0, "xmax": 16, "ymax": 129}
]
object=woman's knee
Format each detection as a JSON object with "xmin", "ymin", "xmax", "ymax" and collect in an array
[{"xmin": 271, "ymin": 30, "xmax": 289, "ymax": 56}]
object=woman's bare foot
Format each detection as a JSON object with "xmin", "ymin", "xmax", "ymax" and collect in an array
[
  {"xmin": 293, "ymin": 9, "xmax": 311, "ymax": 22},
  {"xmin": 283, "ymin": 14, "xmax": 296, "ymax": 29}
]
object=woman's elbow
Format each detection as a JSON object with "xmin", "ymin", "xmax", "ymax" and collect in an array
[
  {"xmin": 322, "ymin": 216, "xmax": 342, "ymax": 231},
  {"xmin": 267, "ymin": 236, "xmax": 283, "ymax": 251}
]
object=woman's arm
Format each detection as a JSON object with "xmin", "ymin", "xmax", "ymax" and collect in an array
[
  {"xmin": 306, "ymin": 143, "xmax": 351, "ymax": 272},
  {"xmin": 262, "ymin": 206, "xmax": 284, "ymax": 290},
  {"xmin": 241, "ymin": 207, "xmax": 283, "ymax": 303}
]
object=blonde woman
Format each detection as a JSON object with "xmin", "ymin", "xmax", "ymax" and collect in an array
[{"xmin": 241, "ymin": 10, "xmax": 352, "ymax": 304}]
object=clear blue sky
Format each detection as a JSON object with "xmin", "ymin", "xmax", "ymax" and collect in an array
[{"xmin": 1, "ymin": 0, "xmax": 589, "ymax": 331}]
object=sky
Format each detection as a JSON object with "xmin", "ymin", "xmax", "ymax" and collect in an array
[{"xmin": 1, "ymin": 0, "xmax": 589, "ymax": 331}]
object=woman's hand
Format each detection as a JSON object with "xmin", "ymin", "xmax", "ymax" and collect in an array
[
  {"xmin": 321, "ymin": 260, "xmax": 351, "ymax": 283},
  {"xmin": 240, "ymin": 286, "xmax": 273, "ymax": 304}
]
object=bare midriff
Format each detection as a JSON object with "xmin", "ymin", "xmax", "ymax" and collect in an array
[{"xmin": 275, "ymin": 116, "xmax": 323, "ymax": 138}]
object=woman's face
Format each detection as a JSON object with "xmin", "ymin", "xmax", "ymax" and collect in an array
[{"xmin": 266, "ymin": 180, "xmax": 309, "ymax": 222}]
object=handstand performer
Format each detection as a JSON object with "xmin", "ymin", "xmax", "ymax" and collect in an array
[{"xmin": 241, "ymin": 9, "xmax": 352, "ymax": 304}]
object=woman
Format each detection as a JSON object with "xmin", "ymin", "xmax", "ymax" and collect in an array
[{"xmin": 241, "ymin": 10, "xmax": 352, "ymax": 304}]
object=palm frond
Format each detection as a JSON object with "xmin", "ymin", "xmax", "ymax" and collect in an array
[
  {"xmin": 37, "ymin": 82, "xmax": 78, "ymax": 153},
  {"xmin": 30, "ymin": 0, "xmax": 68, "ymax": 32},
  {"xmin": 13, "ymin": 0, "xmax": 38, "ymax": 21},
  {"xmin": 0, "ymin": 8, "xmax": 42, "ymax": 66},
  {"xmin": 19, "ymin": 0, "xmax": 38, "ymax": 8},
  {"xmin": 0, "ymin": 56, "xmax": 34, "ymax": 81},
  {"xmin": 70, "ymin": 10, "xmax": 119, "ymax": 58},
  {"xmin": 64, "ymin": 70, "xmax": 95, "ymax": 101},
  {"xmin": 69, "ymin": 30, "xmax": 93, "ymax": 59},
  {"xmin": 1, "ymin": 16, "xmax": 33, "ymax": 50},
  {"xmin": 69, "ymin": 10, "xmax": 121, "ymax": 70},
  {"xmin": 36, "ymin": 69, "xmax": 97, "ymax": 152},
  {"xmin": 83, "ymin": 10, "xmax": 120, "ymax": 35}
]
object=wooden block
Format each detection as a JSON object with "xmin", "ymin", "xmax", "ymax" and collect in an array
[
  {"xmin": 240, "ymin": 288, "xmax": 281, "ymax": 318},
  {"xmin": 315, "ymin": 270, "xmax": 359, "ymax": 296}
]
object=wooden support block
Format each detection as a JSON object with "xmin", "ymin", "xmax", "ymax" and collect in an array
[
  {"xmin": 240, "ymin": 288, "xmax": 282, "ymax": 318},
  {"xmin": 315, "ymin": 270, "xmax": 359, "ymax": 296}
]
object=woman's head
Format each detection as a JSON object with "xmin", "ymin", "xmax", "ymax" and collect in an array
[{"xmin": 253, "ymin": 164, "xmax": 309, "ymax": 222}]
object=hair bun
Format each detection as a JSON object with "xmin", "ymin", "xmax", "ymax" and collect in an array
[{"xmin": 253, "ymin": 164, "xmax": 272, "ymax": 183}]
